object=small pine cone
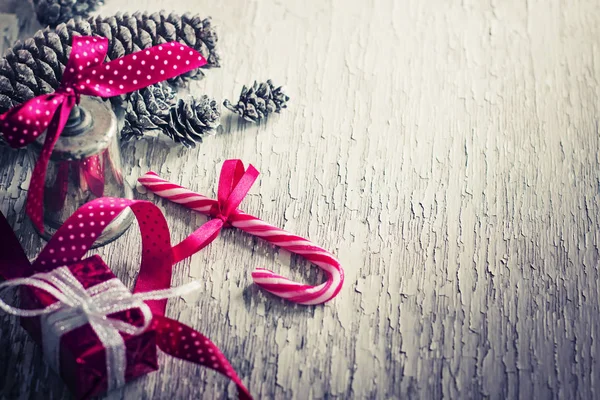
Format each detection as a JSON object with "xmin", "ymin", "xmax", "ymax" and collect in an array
[
  {"xmin": 33, "ymin": 0, "xmax": 103, "ymax": 27},
  {"xmin": 223, "ymin": 80, "xmax": 289, "ymax": 123},
  {"xmin": 123, "ymin": 94, "xmax": 221, "ymax": 148},
  {"xmin": 0, "ymin": 11, "xmax": 219, "ymax": 116},
  {"xmin": 120, "ymin": 82, "xmax": 177, "ymax": 142}
]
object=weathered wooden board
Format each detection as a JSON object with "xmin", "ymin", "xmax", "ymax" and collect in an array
[{"xmin": 1, "ymin": 0, "xmax": 600, "ymax": 399}]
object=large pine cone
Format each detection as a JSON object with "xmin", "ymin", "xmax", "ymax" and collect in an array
[
  {"xmin": 223, "ymin": 80, "xmax": 289, "ymax": 123},
  {"xmin": 33, "ymin": 0, "xmax": 103, "ymax": 27},
  {"xmin": 0, "ymin": 11, "xmax": 220, "ymax": 115},
  {"xmin": 122, "ymin": 91, "xmax": 221, "ymax": 148},
  {"xmin": 88, "ymin": 12, "xmax": 221, "ymax": 84}
]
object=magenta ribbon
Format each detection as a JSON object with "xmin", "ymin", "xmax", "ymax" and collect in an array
[
  {"xmin": 171, "ymin": 160, "xmax": 260, "ymax": 262},
  {"xmin": 0, "ymin": 36, "xmax": 207, "ymax": 232}
]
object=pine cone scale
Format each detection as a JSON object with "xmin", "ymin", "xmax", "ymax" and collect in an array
[{"xmin": 33, "ymin": 0, "xmax": 103, "ymax": 27}]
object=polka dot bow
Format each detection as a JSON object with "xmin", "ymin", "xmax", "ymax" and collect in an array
[{"xmin": 0, "ymin": 36, "xmax": 207, "ymax": 232}]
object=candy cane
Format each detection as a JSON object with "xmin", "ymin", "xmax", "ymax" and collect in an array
[{"xmin": 138, "ymin": 162, "xmax": 344, "ymax": 305}]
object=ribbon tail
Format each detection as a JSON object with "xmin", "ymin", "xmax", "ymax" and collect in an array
[
  {"xmin": 0, "ymin": 211, "xmax": 32, "ymax": 280},
  {"xmin": 171, "ymin": 218, "xmax": 224, "ymax": 264},
  {"xmin": 152, "ymin": 315, "xmax": 253, "ymax": 400},
  {"xmin": 26, "ymin": 100, "xmax": 75, "ymax": 232},
  {"xmin": 79, "ymin": 154, "xmax": 105, "ymax": 197}
]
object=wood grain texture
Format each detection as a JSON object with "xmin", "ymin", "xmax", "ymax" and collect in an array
[{"xmin": 1, "ymin": 0, "xmax": 600, "ymax": 399}]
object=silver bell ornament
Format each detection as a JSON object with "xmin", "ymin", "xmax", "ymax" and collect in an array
[{"xmin": 32, "ymin": 97, "xmax": 134, "ymax": 247}]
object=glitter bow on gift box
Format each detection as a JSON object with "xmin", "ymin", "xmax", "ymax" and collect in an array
[
  {"xmin": 0, "ymin": 198, "xmax": 251, "ymax": 399},
  {"xmin": 139, "ymin": 159, "xmax": 345, "ymax": 305},
  {"xmin": 0, "ymin": 35, "xmax": 207, "ymax": 233}
]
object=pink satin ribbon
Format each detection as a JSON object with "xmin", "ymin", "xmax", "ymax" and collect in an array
[
  {"xmin": 139, "ymin": 160, "xmax": 345, "ymax": 305},
  {"xmin": 0, "ymin": 36, "xmax": 207, "ymax": 232}
]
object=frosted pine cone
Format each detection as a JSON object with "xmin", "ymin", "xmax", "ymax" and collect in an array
[
  {"xmin": 122, "ymin": 93, "xmax": 221, "ymax": 148},
  {"xmin": 223, "ymin": 80, "xmax": 289, "ymax": 123},
  {"xmin": 120, "ymin": 83, "xmax": 177, "ymax": 141}
]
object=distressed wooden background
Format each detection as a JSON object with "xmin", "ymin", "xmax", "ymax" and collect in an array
[{"xmin": 1, "ymin": 0, "xmax": 600, "ymax": 399}]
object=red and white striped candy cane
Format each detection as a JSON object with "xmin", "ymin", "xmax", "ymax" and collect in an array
[{"xmin": 138, "ymin": 160, "xmax": 344, "ymax": 305}]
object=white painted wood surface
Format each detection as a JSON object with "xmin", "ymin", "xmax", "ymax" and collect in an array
[{"xmin": 1, "ymin": 0, "xmax": 600, "ymax": 399}]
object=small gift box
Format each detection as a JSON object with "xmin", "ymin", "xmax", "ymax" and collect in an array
[
  {"xmin": 0, "ymin": 197, "xmax": 251, "ymax": 400},
  {"xmin": 19, "ymin": 255, "xmax": 159, "ymax": 399}
]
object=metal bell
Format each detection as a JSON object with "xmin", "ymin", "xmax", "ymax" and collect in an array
[{"xmin": 33, "ymin": 96, "xmax": 134, "ymax": 247}]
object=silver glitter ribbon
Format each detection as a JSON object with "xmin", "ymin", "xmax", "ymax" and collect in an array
[{"xmin": 0, "ymin": 266, "xmax": 201, "ymax": 391}]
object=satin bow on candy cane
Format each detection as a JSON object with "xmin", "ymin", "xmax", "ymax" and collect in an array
[
  {"xmin": 139, "ymin": 160, "xmax": 345, "ymax": 305},
  {"xmin": 0, "ymin": 35, "xmax": 207, "ymax": 232}
]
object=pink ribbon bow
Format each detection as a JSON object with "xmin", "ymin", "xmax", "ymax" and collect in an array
[
  {"xmin": 0, "ymin": 36, "xmax": 207, "ymax": 232},
  {"xmin": 139, "ymin": 160, "xmax": 345, "ymax": 305}
]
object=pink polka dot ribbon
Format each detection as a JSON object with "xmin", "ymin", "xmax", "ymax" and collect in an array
[
  {"xmin": 139, "ymin": 159, "xmax": 345, "ymax": 305},
  {"xmin": 0, "ymin": 35, "xmax": 207, "ymax": 233},
  {"xmin": 0, "ymin": 199, "xmax": 252, "ymax": 399}
]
